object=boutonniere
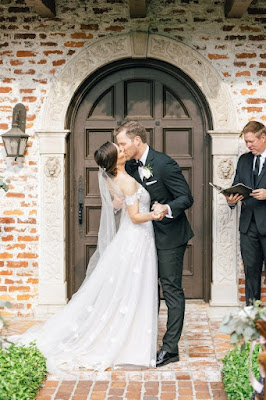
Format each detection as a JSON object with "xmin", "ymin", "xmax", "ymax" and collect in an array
[{"xmin": 142, "ymin": 164, "xmax": 153, "ymax": 180}]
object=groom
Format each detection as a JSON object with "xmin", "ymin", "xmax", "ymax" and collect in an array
[{"xmin": 114, "ymin": 120, "xmax": 194, "ymax": 367}]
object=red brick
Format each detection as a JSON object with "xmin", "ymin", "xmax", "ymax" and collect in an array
[
  {"xmin": 249, "ymin": 34, "xmax": 266, "ymax": 41},
  {"xmin": 236, "ymin": 52, "xmax": 256, "ymax": 58},
  {"xmin": 0, "ymin": 252, "xmax": 13, "ymax": 259},
  {"xmin": 240, "ymin": 89, "xmax": 257, "ymax": 95},
  {"xmin": 18, "ymin": 218, "xmax": 36, "ymax": 224},
  {"xmin": 0, "ymin": 270, "xmax": 13, "ymax": 276},
  {"xmin": 0, "ymin": 87, "xmax": 12, "ymax": 93},
  {"xmin": 40, "ymin": 42, "xmax": 58, "ymax": 46},
  {"xmin": 0, "ymin": 123, "xmax": 8, "ymax": 130},
  {"xmin": 14, "ymin": 69, "xmax": 35, "ymax": 75},
  {"xmin": 17, "ymin": 253, "xmax": 38, "ymax": 259},
  {"xmin": 208, "ymin": 54, "xmax": 228, "ymax": 60},
  {"xmin": 17, "ymin": 51, "xmax": 36, "ymax": 57},
  {"xmin": 64, "ymin": 41, "xmax": 85, "ymax": 47},
  {"xmin": 7, "ymin": 261, "xmax": 28, "ymax": 268},
  {"xmin": 242, "ymin": 106, "xmax": 263, "ymax": 112},
  {"xmin": 1, "ymin": 235, "xmax": 14, "ymax": 241},
  {"xmin": 52, "ymin": 60, "xmax": 66, "ymax": 66},
  {"xmin": 18, "ymin": 236, "xmax": 38, "ymax": 241},
  {"xmin": 247, "ymin": 98, "xmax": 266, "ymax": 104},
  {"xmin": 106, "ymin": 26, "xmax": 125, "ymax": 32},
  {"xmin": 80, "ymin": 24, "xmax": 99, "ymax": 30},
  {"xmin": 236, "ymin": 71, "xmax": 250, "ymax": 77},
  {"xmin": 9, "ymin": 286, "xmax": 30, "ymax": 292},
  {"xmin": 17, "ymin": 294, "xmax": 35, "ymax": 300},
  {"xmin": 71, "ymin": 32, "xmax": 93, "ymax": 39},
  {"xmin": 43, "ymin": 50, "xmax": 63, "ymax": 56},
  {"xmin": 14, "ymin": 33, "xmax": 36, "ymax": 39},
  {"xmin": 22, "ymin": 96, "xmax": 37, "ymax": 102},
  {"xmin": 0, "ymin": 218, "xmax": 15, "ymax": 224}
]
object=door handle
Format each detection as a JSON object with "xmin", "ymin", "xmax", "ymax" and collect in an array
[
  {"xmin": 78, "ymin": 175, "xmax": 84, "ymax": 226},
  {"xmin": 78, "ymin": 202, "xmax": 83, "ymax": 225}
]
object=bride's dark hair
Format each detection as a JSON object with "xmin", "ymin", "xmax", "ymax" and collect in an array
[{"xmin": 94, "ymin": 142, "xmax": 118, "ymax": 176}]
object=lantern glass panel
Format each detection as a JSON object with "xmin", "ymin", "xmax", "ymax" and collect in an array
[
  {"xmin": 3, "ymin": 136, "xmax": 20, "ymax": 157},
  {"xmin": 18, "ymin": 137, "xmax": 28, "ymax": 156}
]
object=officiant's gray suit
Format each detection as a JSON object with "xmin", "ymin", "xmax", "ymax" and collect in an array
[
  {"xmin": 232, "ymin": 151, "xmax": 266, "ymax": 304},
  {"xmin": 126, "ymin": 147, "xmax": 194, "ymax": 353}
]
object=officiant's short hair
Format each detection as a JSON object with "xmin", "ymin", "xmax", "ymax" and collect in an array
[
  {"xmin": 241, "ymin": 121, "xmax": 265, "ymax": 138},
  {"xmin": 114, "ymin": 121, "xmax": 147, "ymax": 143}
]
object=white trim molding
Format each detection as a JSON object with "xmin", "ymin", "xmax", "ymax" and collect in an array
[
  {"xmin": 208, "ymin": 131, "xmax": 241, "ymax": 306},
  {"xmin": 35, "ymin": 130, "xmax": 70, "ymax": 317}
]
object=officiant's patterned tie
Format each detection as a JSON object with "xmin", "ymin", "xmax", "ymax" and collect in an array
[{"xmin": 253, "ymin": 154, "xmax": 261, "ymax": 186}]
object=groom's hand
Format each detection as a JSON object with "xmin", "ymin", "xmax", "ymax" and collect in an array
[{"xmin": 152, "ymin": 202, "xmax": 168, "ymax": 220}]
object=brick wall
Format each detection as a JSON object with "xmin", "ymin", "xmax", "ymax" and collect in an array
[{"xmin": 0, "ymin": 0, "xmax": 265, "ymax": 316}]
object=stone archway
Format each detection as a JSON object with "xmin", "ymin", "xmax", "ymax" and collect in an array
[{"xmin": 35, "ymin": 33, "xmax": 240, "ymax": 316}]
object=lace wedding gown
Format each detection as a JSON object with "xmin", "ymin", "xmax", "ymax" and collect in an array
[{"xmin": 12, "ymin": 184, "xmax": 158, "ymax": 375}]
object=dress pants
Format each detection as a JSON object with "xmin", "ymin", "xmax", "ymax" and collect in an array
[
  {"xmin": 157, "ymin": 244, "xmax": 186, "ymax": 354},
  {"xmin": 240, "ymin": 219, "xmax": 266, "ymax": 305}
]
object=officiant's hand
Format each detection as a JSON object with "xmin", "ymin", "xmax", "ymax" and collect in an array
[
  {"xmin": 224, "ymin": 193, "xmax": 244, "ymax": 204},
  {"xmin": 152, "ymin": 202, "xmax": 168, "ymax": 220},
  {"xmin": 250, "ymin": 189, "xmax": 266, "ymax": 200}
]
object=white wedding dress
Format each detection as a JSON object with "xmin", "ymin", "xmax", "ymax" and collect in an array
[{"xmin": 11, "ymin": 179, "xmax": 158, "ymax": 375}]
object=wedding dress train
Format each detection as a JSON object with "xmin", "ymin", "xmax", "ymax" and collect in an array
[{"xmin": 11, "ymin": 184, "xmax": 158, "ymax": 375}]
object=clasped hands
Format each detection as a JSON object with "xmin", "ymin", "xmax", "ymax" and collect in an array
[
  {"xmin": 151, "ymin": 201, "xmax": 168, "ymax": 221},
  {"xmin": 224, "ymin": 188, "xmax": 266, "ymax": 204}
]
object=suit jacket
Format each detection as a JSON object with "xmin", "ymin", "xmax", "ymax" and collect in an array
[
  {"xmin": 126, "ymin": 147, "xmax": 194, "ymax": 249},
  {"xmin": 233, "ymin": 151, "xmax": 266, "ymax": 235}
]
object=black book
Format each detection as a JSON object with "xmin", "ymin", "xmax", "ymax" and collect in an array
[{"xmin": 209, "ymin": 182, "xmax": 253, "ymax": 198}]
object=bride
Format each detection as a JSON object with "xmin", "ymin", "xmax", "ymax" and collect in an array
[{"xmin": 10, "ymin": 141, "xmax": 159, "ymax": 374}]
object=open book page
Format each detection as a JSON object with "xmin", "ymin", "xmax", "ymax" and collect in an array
[{"xmin": 209, "ymin": 182, "xmax": 253, "ymax": 198}]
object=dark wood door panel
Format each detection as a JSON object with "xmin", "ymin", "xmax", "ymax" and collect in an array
[{"xmin": 70, "ymin": 63, "xmax": 208, "ymax": 299}]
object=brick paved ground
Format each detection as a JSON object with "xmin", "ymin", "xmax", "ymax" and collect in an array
[{"xmin": 6, "ymin": 301, "xmax": 232, "ymax": 400}]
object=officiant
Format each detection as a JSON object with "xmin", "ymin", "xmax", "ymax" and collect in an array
[{"xmin": 224, "ymin": 121, "xmax": 266, "ymax": 305}]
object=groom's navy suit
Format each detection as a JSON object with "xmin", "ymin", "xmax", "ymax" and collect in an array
[
  {"xmin": 126, "ymin": 147, "xmax": 194, "ymax": 353},
  {"xmin": 232, "ymin": 151, "xmax": 266, "ymax": 304}
]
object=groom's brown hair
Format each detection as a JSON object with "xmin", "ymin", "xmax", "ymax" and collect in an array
[{"xmin": 114, "ymin": 120, "xmax": 147, "ymax": 143}]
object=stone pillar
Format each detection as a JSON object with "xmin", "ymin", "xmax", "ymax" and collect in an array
[
  {"xmin": 208, "ymin": 131, "xmax": 240, "ymax": 306},
  {"xmin": 35, "ymin": 130, "xmax": 70, "ymax": 317}
]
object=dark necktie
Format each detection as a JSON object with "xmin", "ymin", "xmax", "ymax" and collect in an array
[
  {"xmin": 253, "ymin": 154, "xmax": 261, "ymax": 185},
  {"xmin": 131, "ymin": 159, "xmax": 143, "ymax": 171}
]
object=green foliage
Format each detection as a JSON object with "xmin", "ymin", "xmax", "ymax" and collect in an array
[
  {"xmin": 0, "ymin": 176, "xmax": 10, "ymax": 192},
  {"xmin": 0, "ymin": 343, "xmax": 47, "ymax": 400},
  {"xmin": 222, "ymin": 342, "xmax": 260, "ymax": 400}
]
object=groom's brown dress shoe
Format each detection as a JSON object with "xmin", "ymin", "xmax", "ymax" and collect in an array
[{"xmin": 156, "ymin": 349, "xmax": 179, "ymax": 367}]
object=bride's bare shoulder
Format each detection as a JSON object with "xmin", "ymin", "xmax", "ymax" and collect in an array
[{"xmin": 115, "ymin": 173, "xmax": 138, "ymax": 195}]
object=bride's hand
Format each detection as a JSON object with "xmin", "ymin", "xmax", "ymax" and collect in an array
[{"xmin": 151, "ymin": 211, "xmax": 164, "ymax": 221}]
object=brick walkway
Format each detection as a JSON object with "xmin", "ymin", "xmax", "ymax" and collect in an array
[{"xmin": 6, "ymin": 302, "xmax": 231, "ymax": 400}]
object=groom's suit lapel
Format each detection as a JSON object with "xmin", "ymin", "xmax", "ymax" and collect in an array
[
  {"xmin": 145, "ymin": 147, "xmax": 155, "ymax": 167},
  {"xmin": 142, "ymin": 147, "xmax": 156, "ymax": 187}
]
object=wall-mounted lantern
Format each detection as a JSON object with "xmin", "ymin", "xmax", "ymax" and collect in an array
[{"xmin": 1, "ymin": 103, "xmax": 29, "ymax": 160}]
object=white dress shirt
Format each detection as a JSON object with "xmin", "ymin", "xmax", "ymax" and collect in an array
[
  {"xmin": 253, "ymin": 149, "xmax": 266, "ymax": 175},
  {"xmin": 138, "ymin": 146, "xmax": 173, "ymax": 218}
]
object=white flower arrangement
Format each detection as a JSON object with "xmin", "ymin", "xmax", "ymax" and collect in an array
[
  {"xmin": 220, "ymin": 301, "xmax": 266, "ymax": 344},
  {"xmin": 142, "ymin": 164, "xmax": 153, "ymax": 180}
]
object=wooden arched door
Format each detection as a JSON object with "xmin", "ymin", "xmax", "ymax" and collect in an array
[{"xmin": 68, "ymin": 59, "xmax": 211, "ymax": 300}]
